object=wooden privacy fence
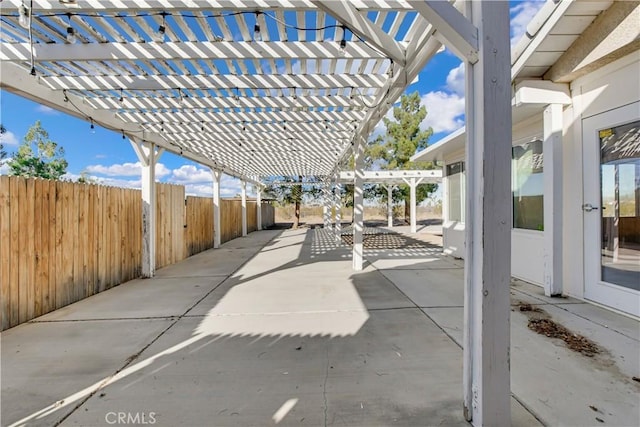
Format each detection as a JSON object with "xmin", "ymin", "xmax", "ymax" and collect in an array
[
  {"xmin": 0, "ymin": 176, "xmax": 143, "ymax": 331},
  {"xmin": 0, "ymin": 177, "xmax": 275, "ymax": 331}
]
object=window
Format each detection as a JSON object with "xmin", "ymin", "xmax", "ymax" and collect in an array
[
  {"xmin": 512, "ymin": 138, "xmax": 544, "ymax": 230},
  {"xmin": 446, "ymin": 162, "xmax": 464, "ymax": 222}
]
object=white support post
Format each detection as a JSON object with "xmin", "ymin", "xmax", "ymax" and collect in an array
[
  {"xmin": 387, "ymin": 185, "xmax": 394, "ymax": 228},
  {"xmin": 131, "ymin": 139, "xmax": 162, "ymax": 278},
  {"xmin": 462, "ymin": 2, "xmax": 512, "ymax": 426},
  {"xmin": 212, "ymin": 169, "xmax": 221, "ymax": 249},
  {"xmin": 543, "ymin": 103, "xmax": 563, "ymax": 296},
  {"xmin": 335, "ymin": 183, "xmax": 342, "ymax": 244},
  {"xmin": 353, "ymin": 137, "xmax": 365, "ymax": 271},
  {"xmin": 241, "ymin": 181, "xmax": 247, "ymax": 237},
  {"xmin": 410, "ymin": 178, "xmax": 417, "ymax": 233},
  {"xmin": 322, "ymin": 184, "xmax": 330, "ymax": 228},
  {"xmin": 257, "ymin": 187, "xmax": 262, "ymax": 231},
  {"xmin": 403, "ymin": 178, "xmax": 423, "ymax": 233}
]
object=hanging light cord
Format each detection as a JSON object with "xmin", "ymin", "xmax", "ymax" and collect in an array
[{"xmin": 28, "ymin": 0, "xmax": 35, "ymax": 75}]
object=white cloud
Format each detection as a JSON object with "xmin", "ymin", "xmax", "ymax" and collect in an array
[
  {"xmin": 446, "ymin": 62, "xmax": 465, "ymax": 96},
  {"xmin": 185, "ymin": 184, "xmax": 213, "ymax": 197},
  {"xmin": 510, "ymin": 1, "xmax": 546, "ymax": 47},
  {"xmin": 0, "ymin": 158, "xmax": 12, "ymax": 175},
  {"xmin": 420, "ymin": 91, "xmax": 465, "ymax": 134},
  {"xmin": 35, "ymin": 105, "xmax": 60, "ymax": 115},
  {"xmin": 93, "ymin": 177, "xmax": 141, "ymax": 189},
  {"xmin": 85, "ymin": 161, "xmax": 171, "ymax": 177},
  {"xmin": 171, "ymin": 165, "xmax": 213, "ymax": 183},
  {"xmin": 0, "ymin": 130, "xmax": 19, "ymax": 146}
]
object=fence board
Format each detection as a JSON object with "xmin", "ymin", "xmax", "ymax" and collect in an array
[
  {"xmin": 39, "ymin": 180, "xmax": 50, "ymax": 314},
  {"xmin": 54, "ymin": 181, "xmax": 64, "ymax": 311},
  {"xmin": 0, "ymin": 176, "xmax": 10, "ymax": 329},
  {"xmin": 1, "ymin": 177, "xmax": 268, "ymax": 331},
  {"xmin": 33, "ymin": 179, "xmax": 43, "ymax": 318}
]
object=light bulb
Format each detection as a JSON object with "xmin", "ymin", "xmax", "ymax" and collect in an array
[
  {"xmin": 18, "ymin": 4, "xmax": 29, "ymax": 29},
  {"xmin": 152, "ymin": 25, "xmax": 165, "ymax": 42},
  {"xmin": 338, "ymin": 26, "xmax": 347, "ymax": 56},
  {"xmin": 253, "ymin": 12, "xmax": 262, "ymax": 42},
  {"xmin": 66, "ymin": 27, "xmax": 77, "ymax": 44}
]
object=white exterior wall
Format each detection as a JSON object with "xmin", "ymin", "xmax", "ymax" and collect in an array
[
  {"xmin": 511, "ymin": 230, "xmax": 544, "ymax": 285},
  {"xmin": 441, "ymin": 121, "xmax": 548, "ymax": 285},
  {"xmin": 563, "ymin": 52, "xmax": 640, "ymax": 300},
  {"xmin": 442, "ymin": 149, "xmax": 466, "ymax": 258}
]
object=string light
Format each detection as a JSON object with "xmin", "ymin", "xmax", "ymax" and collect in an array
[
  {"xmin": 339, "ymin": 26, "xmax": 347, "ymax": 56},
  {"xmin": 63, "ymin": 90, "xmax": 69, "ymax": 102},
  {"xmin": 89, "ymin": 118, "xmax": 95, "ymax": 133},
  {"xmin": 119, "ymin": 88, "xmax": 124, "ymax": 104},
  {"xmin": 201, "ymin": 121, "xmax": 205, "ymax": 131},
  {"xmin": 152, "ymin": 12, "xmax": 166, "ymax": 42},
  {"xmin": 253, "ymin": 12, "xmax": 262, "ymax": 42},
  {"xmin": 18, "ymin": 3, "xmax": 29, "ymax": 29},
  {"xmin": 242, "ymin": 121, "xmax": 246, "ymax": 132},
  {"xmin": 66, "ymin": 14, "xmax": 77, "ymax": 44},
  {"xmin": 233, "ymin": 87, "xmax": 240, "ymax": 107},
  {"xmin": 121, "ymin": 130, "xmax": 125, "ymax": 140}
]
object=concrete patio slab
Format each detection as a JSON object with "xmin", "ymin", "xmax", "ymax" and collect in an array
[
  {"xmin": 1, "ymin": 318, "xmax": 173, "ymax": 427},
  {"xmin": 33, "ymin": 276, "xmax": 226, "ymax": 321},
  {"xmin": 2, "ymin": 225, "xmax": 637, "ymax": 427},
  {"xmin": 379, "ymin": 267, "xmax": 464, "ymax": 308}
]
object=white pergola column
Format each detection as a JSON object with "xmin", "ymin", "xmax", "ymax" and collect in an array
[
  {"xmin": 241, "ymin": 181, "xmax": 247, "ymax": 237},
  {"xmin": 130, "ymin": 139, "xmax": 163, "ymax": 278},
  {"xmin": 543, "ymin": 103, "xmax": 563, "ymax": 296},
  {"xmin": 462, "ymin": 2, "xmax": 512, "ymax": 425},
  {"xmin": 403, "ymin": 177, "xmax": 423, "ymax": 233},
  {"xmin": 353, "ymin": 137, "xmax": 365, "ymax": 271},
  {"xmin": 256, "ymin": 186, "xmax": 262, "ymax": 231},
  {"xmin": 335, "ymin": 183, "xmax": 342, "ymax": 244},
  {"xmin": 322, "ymin": 184, "xmax": 330, "ymax": 228},
  {"xmin": 212, "ymin": 169, "xmax": 222, "ymax": 249},
  {"xmin": 386, "ymin": 185, "xmax": 394, "ymax": 228}
]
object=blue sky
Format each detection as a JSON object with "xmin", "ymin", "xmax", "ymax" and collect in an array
[{"xmin": 0, "ymin": 1, "xmax": 544, "ymax": 198}]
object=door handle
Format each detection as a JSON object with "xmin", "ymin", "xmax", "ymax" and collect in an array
[{"xmin": 582, "ymin": 203, "xmax": 599, "ymax": 212}]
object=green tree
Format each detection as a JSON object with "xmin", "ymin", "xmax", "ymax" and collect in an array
[
  {"xmin": 0, "ymin": 123, "xmax": 7, "ymax": 162},
  {"xmin": 8, "ymin": 120, "xmax": 68, "ymax": 179},
  {"xmin": 366, "ymin": 92, "xmax": 438, "ymax": 218},
  {"xmin": 263, "ymin": 176, "xmax": 322, "ymax": 229}
]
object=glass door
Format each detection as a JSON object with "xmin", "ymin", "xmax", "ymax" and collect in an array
[{"xmin": 583, "ymin": 103, "xmax": 640, "ymax": 317}]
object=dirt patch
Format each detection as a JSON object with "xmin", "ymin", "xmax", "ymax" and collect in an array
[
  {"xmin": 528, "ymin": 318, "xmax": 600, "ymax": 357},
  {"xmin": 517, "ymin": 303, "xmax": 543, "ymax": 313},
  {"xmin": 514, "ymin": 302, "xmax": 601, "ymax": 358}
]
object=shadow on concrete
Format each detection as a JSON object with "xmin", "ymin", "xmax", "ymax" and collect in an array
[{"xmin": 5, "ymin": 227, "xmax": 475, "ymax": 427}]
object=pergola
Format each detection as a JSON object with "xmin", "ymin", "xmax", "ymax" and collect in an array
[{"xmin": 0, "ymin": 1, "xmax": 512, "ymax": 424}]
